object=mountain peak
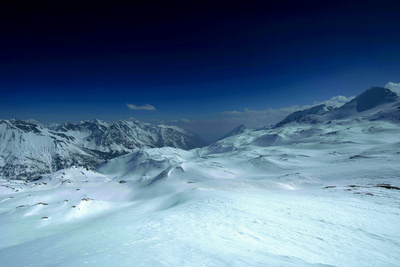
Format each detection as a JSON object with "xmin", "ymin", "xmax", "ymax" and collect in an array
[
  {"xmin": 274, "ymin": 104, "xmax": 332, "ymax": 128},
  {"xmin": 352, "ymin": 87, "xmax": 398, "ymax": 112},
  {"xmin": 0, "ymin": 118, "xmax": 206, "ymax": 179},
  {"xmin": 219, "ymin": 124, "xmax": 253, "ymax": 140},
  {"xmin": 327, "ymin": 86, "xmax": 399, "ymax": 119},
  {"xmin": 273, "ymin": 86, "xmax": 400, "ymax": 128}
]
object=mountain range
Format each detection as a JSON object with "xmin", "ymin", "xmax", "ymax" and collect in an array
[
  {"xmin": 0, "ymin": 119, "xmax": 206, "ymax": 180},
  {"xmin": 1, "ymin": 86, "xmax": 400, "ymax": 266},
  {"xmin": 275, "ymin": 86, "xmax": 400, "ymax": 128},
  {"xmin": 1, "ymin": 86, "xmax": 399, "ymax": 180}
]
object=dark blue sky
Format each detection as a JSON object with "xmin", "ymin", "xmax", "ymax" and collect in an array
[{"xmin": 1, "ymin": 0, "xmax": 399, "ymax": 141}]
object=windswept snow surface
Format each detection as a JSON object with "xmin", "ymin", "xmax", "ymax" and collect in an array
[{"xmin": 0, "ymin": 118, "xmax": 399, "ymax": 266}]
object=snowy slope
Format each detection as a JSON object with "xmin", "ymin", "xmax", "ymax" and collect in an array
[
  {"xmin": 274, "ymin": 104, "xmax": 333, "ymax": 128},
  {"xmin": 0, "ymin": 117, "xmax": 399, "ymax": 266},
  {"xmin": 0, "ymin": 119, "xmax": 205, "ymax": 180},
  {"xmin": 218, "ymin": 124, "xmax": 254, "ymax": 140},
  {"xmin": 273, "ymin": 87, "xmax": 400, "ymax": 128},
  {"xmin": 0, "ymin": 86, "xmax": 399, "ymax": 266},
  {"xmin": 0, "ymin": 119, "xmax": 104, "ymax": 180},
  {"xmin": 326, "ymin": 86, "xmax": 400, "ymax": 120},
  {"xmin": 53, "ymin": 119, "xmax": 205, "ymax": 153}
]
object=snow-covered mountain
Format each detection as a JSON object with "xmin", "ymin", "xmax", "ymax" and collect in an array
[
  {"xmin": 1, "ymin": 86, "xmax": 400, "ymax": 266},
  {"xmin": 218, "ymin": 124, "xmax": 254, "ymax": 140},
  {"xmin": 0, "ymin": 119, "xmax": 205, "ymax": 180},
  {"xmin": 273, "ymin": 86, "xmax": 400, "ymax": 128},
  {"xmin": 52, "ymin": 119, "xmax": 205, "ymax": 153},
  {"xmin": 273, "ymin": 104, "xmax": 333, "ymax": 128},
  {"xmin": 327, "ymin": 86, "xmax": 400, "ymax": 121},
  {"xmin": 1, "ymin": 96, "xmax": 400, "ymax": 265}
]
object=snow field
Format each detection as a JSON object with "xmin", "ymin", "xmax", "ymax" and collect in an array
[{"xmin": 0, "ymin": 118, "xmax": 399, "ymax": 266}]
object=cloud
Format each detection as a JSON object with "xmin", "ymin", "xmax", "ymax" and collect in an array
[
  {"xmin": 219, "ymin": 107, "xmax": 298, "ymax": 130},
  {"xmin": 153, "ymin": 118, "xmax": 193, "ymax": 124},
  {"xmin": 217, "ymin": 94, "xmax": 355, "ymax": 129},
  {"xmin": 221, "ymin": 110, "xmax": 244, "ymax": 116},
  {"xmin": 154, "ymin": 94, "xmax": 356, "ymax": 142},
  {"xmin": 126, "ymin": 103, "xmax": 156, "ymax": 111},
  {"xmin": 385, "ymin": 82, "xmax": 400, "ymax": 94},
  {"xmin": 321, "ymin": 95, "xmax": 354, "ymax": 108}
]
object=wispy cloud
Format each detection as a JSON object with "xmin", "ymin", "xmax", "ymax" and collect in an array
[
  {"xmin": 321, "ymin": 95, "xmax": 354, "ymax": 108},
  {"xmin": 385, "ymin": 82, "xmax": 400, "ymax": 94},
  {"xmin": 151, "ymin": 94, "xmax": 355, "ymax": 142},
  {"xmin": 155, "ymin": 118, "xmax": 194, "ymax": 124},
  {"xmin": 126, "ymin": 103, "xmax": 156, "ymax": 111},
  {"xmin": 221, "ymin": 95, "xmax": 354, "ymax": 119},
  {"xmin": 220, "ymin": 110, "xmax": 246, "ymax": 116}
]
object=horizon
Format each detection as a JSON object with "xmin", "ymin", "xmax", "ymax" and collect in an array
[
  {"xmin": 1, "ymin": 2, "xmax": 400, "ymax": 264},
  {"xmin": 2, "ymin": 83, "xmax": 399, "ymax": 142},
  {"xmin": 1, "ymin": 1, "xmax": 400, "ymax": 141}
]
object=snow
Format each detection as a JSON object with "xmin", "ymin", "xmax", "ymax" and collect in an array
[
  {"xmin": 274, "ymin": 87, "xmax": 400, "ymax": 128},
  {"xmin": 326, "ymin": 87, "xmax": 399, "ymax": 120},
  {"xmin": 0, "ymin": 116, "xmax": 399, "ymax": 266},
  {"xmin": 218, "ymin": 124, "xmax": 254, "ymax": 140},
  {"xmin": 0, "ymin": 119, "xmax": 205, "ymax": 180},
  {"xmin": 0, "ymin": 87, "xmax": 399, "ymax": 266}
]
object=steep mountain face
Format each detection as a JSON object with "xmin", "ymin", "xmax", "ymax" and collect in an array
[
  {"xmin": 52, "ymin": 120, "xmax": 205, "ymax": 153},
  {"xmin": 327, "ymin": 87, "xmax": 400, "ymax": 120},
  {"xmin": 0, "ymin": 119, "xmax": 205, "ymax": 180},
  {"xmin": 0, "ymin": 120, "xmax": 101, "ymax": 180}
]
